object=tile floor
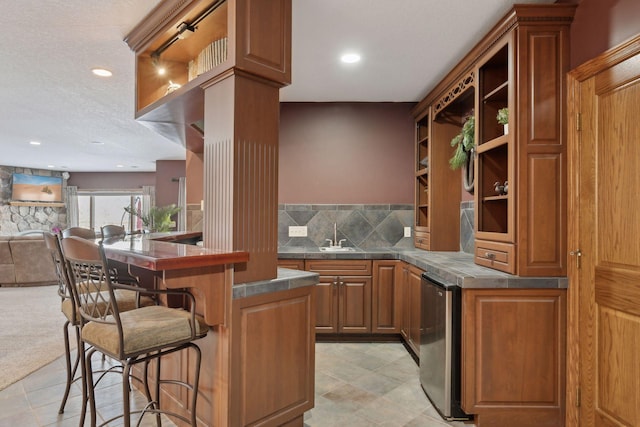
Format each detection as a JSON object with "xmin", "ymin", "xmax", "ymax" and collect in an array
[
  {"xmin": 306, "ymin": 342, "xmax": 473, "ymax": 427},
  {"xmin": 0, "ymin": 342, "xmax": 474, "ymax": 426}
]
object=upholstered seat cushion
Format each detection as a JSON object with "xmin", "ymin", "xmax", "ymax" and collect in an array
[
  {"xmin": 61, "ymin": 290, "xmax": 155, "ymax": 324},
  {"xmin": 82, "ymin": 305, "xmax": 208, "ymax": 357}
]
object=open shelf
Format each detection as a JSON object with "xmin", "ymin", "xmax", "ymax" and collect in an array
[
  {"xmin": 477, "ymin": 134, "xmax": 508, "ymax": 153},
  {"xmin": 9, "ymin": 201, "xmax": 65, "ymax": 207},
  {"xmin": 477, "ymin": 42, "xmax": 510, "ymax": 240},
  {"xmin": 136, "ymin": 1, "xmax": 229, "ymax": 112}
]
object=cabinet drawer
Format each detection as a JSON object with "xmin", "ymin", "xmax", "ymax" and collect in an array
[
  {"xmin": 277, "ymin": 259, "xmax": 305, "ymax": 270},
  {"xmin": 414, "ymin": 231, "xmax": 430, "ymax": 250},
  {"xmin": 305, "ymin": 259, "xmax": 372, "ymax": 276},
  {"xmin": 475, "ymin": 240, "xmax": 515, "ymax": 274}
]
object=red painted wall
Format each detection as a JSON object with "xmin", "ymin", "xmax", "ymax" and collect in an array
[
  {"xmin": 67, "ymin": 162, "xmax": 185, "ymax": 209},
  {"xmin": 155, "ymin": 160, "xmax": 185, "ymax": 207},
  {"xmin": 562, "ymin": 0, "xmax": 640, "ymax": 68},
  {"xmin": 279, "ymin": 102, "xmax": 415, "ymax": 204},
  {"xmin": 68, "ymin": 172, "xmax": 155, "ymax": 189}
]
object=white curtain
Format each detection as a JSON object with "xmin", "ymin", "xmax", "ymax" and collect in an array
[
  {"xmin": 177, "ymin": 177, "xmax": 187, "ymax": 231},
  {"xmin": 65, "ymin": 185, "xmax": 79, "ymax": 227},
  {"xmin": 142, "ymin": 186, "xmax": 155, "ymax": 230}
]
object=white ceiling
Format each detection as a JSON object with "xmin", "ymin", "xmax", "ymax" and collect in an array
[{"xmin": 0, "ymin": 0, "xmax": 554, "ymax": 172}]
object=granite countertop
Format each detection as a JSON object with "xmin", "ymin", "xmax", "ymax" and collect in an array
[
  {"xmin": 278, "ymin": 247, "xmax": 568, "ymax": 289},
  {"xmin": 233, "ymin": 268, "xmax": 319, "ymax": 299}
]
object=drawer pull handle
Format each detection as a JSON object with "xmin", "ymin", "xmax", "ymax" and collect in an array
[{"xmin": 485, "ymin": 252, "xmax": 496, "ymax": 260}]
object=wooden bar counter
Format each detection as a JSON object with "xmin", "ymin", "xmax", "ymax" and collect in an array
[{"xmin": 101, "ymin": 233, "xmax": 317, "ymax": 427}]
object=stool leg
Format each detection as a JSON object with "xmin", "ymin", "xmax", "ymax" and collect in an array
[
  {"xmin": 85, "ymin": 348, "xmax": 98, "ymax": 427},
  {"xmin": 190, "ymin": 344, "xmax": 202, "ymax": 427},
  {"xmin": 58, "ymin": 321, "xmax": 73, "ymax": 414},
  {"xmin": 155, "ymin": 355, "xmax": 162, "ymax": 426},
  {"xmin": 78, "ymin": 340, "xmax": 88, "ymax": 427},
  {"xmin": 122, "ymin": 360, "xmax": 134, "ymax": 427}
]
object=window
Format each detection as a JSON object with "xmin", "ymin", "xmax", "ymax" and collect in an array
[{"xmin": 77, "ymin": 191, "xmax": 147, "ymax": 234}]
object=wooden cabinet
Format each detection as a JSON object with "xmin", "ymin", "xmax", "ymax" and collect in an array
[
  {"xmin": 371, "ymin": 260, "xmax": 402, "ymax": 334},
  {"xmin": 125, "ymin": 0, "xmax": 291, "ymax": 151},
  {"xmin": 473, "ymin": 5, "xmax": 574, "ymax": 276},
  {"xmin": 230, "ymin": 285, "xmax": 315, "ymax": 426},
  {"xmin": 400, "ymin": 262, "xmax": 423, "ymax": 356},
  {"xmin": 411, "ymin": 5, "xmax": 574, "ymax": 276},
  {"xmin": 305, "ymin": 260, "xmax": 372, "ymax": 334},
  {"xmin": 277, "ymin": 259, "xmax": 304, "ymax": 270},
  {"xmin": 461, "ymin": 288, "xmax": 566, "ymax": 427},
  {"xmin": 413, "ymin": 106, "xmax": 461, "ymax": 251}
]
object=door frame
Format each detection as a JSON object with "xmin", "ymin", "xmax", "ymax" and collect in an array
[{"xmin": 566, "ymin": 33, "xmax": 640, "ymax": 427}]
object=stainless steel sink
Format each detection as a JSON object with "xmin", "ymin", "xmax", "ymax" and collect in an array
[{"xmin": 319, "ymin": 246, "xmax": 356, "ymax": 252}]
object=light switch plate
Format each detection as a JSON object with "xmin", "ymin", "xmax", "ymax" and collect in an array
[
  {"xmin": 289, "ymin": 226, "xmax": 308, "ymax": 237},
  {"xmin": 404, "ymin": 227, "xmax": 412, "ymax": 237}
]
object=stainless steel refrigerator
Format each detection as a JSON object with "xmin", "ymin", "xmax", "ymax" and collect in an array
[{"xmin": 419, "ymin": 272, "xmax": 471, "ymax": 421}]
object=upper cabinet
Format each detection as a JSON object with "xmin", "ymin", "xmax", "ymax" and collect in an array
[
  {"xmin": 474, "ymin": 5, "xmax": 574, "ymax": 276},
  {"xmin": 412, "ymin": 4, "xmax": 575, "ymax": 276},
  {"xmin": 124, "ymin": 0, "xmax": 292, "ymax": 151}
]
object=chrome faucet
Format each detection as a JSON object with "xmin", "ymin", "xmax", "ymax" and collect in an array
[{"xmin": 325, "ymin": 223, "xmax": 347, "ymax": 248}]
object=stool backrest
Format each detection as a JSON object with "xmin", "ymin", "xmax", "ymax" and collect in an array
[
  {"xmin": 62, "ymin": 227, "xmax": 96, "ymax": 240},
  {"xmin": 61, "ymin": 237, "xmax": 122, "ymax": 336},
  {"xmin": 101, "ymin": 224, "xmax": 126, "ymax": 239}
]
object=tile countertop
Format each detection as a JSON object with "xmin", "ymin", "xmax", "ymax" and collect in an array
[
  {"xmin": 233, "ymin": 268, "xmax": 319, "ymax": 299},
  {"xmin": 277, "ymin": 247, "xmax": 568, "ymax": 290}
]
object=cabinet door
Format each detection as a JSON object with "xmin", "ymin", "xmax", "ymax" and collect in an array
[
  {"xmin": 400, "ymin": 263, "xmax": 410, "ymax": 341},
  {"xmin": 372, "ymin": 260, "xmax": 402, "ymax": 333},
  {"xmin": 408, "ymin": 265, "xmax": 423, "ymax": 354},
  {"xmin": 314, "ymin": 275, "xmax": 338, "ymax": 334},
  {"xmin": 461, "ymin": 288, "xmax": 566, "ymax": 427},
  {"xmin": 277, "ymin": 259, "xmax": 305, "ymax": 270},
  {"xmin": 338, "ymin": 276, "xmax": 372, "ymax": 334}
]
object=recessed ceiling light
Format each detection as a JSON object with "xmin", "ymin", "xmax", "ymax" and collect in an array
[
  {"xmin": 341, "ymin": 53, "xmax": 361, "ymax": 64},
  {"xmin": 47, "ymin": 165, "xmax": 55, "ymax": 168},
  {"xmin": 91, "ymin": 68, "xmax": 113, "ymax": 77},
  {"xmin": 116, "ymin": 164, "xmax": 124, "ymax": 168},
  {"xmin": 30, "ymin": 141, "xmax": 41, "ymax": 145},
  {"xmin": 91, "ymin": 141, "xmax": 105, "ymax": 145}
]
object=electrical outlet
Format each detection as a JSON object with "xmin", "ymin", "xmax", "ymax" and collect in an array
[
  {"xmin": 288, "ymin": 226, "xmax": 308, "ymax": 237},
  {"xmin": 404, "ymin": 226, "xmax": 412, "ymax": 237}
]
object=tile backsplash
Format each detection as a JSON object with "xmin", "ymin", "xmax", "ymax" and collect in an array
[
  {"xmin": 279, "ymin": 204, "xmax": 415, "ymax": 249},
  {"xmin": 278, "ymin": 202, "xmax": 474, "ymax": 252},
  {"xmin": 460, "ymin": 200, "xmax": 474, "ymax": 254}
]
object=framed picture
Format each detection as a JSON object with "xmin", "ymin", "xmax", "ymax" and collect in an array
[{"xmin": 11, "ymin": 173, "xmax": 63, "ymax": 203}]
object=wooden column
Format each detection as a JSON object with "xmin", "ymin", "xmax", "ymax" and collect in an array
[{"xmin": 202, "ymin": 71, "xmax": 280, "ymax": 283}]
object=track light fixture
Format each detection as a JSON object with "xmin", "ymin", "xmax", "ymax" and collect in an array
[
  {"xmin": 177, "ymin": 22, "xmax": 196, "ymax": 39},
  {"xmin": 149, "ymin": 0, "xmax": 224, "ymax": 59},
  {"xmin": 151, "ymin": 52, "xmax": 166, "ymax": 75}
]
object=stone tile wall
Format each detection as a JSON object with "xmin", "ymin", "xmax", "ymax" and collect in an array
[
  {"xmin": 279, "ymin": 202, "xmax": 475, "ymax": 252},
  {"xmin": 460, "ymin": 201, "xmax": 474, "ymax": 254},
  {"xmin": 0, "ymin": 166, "xmax": 67, "ymax": 235},
  {"xmin": 279, "ymin": 204, "xmax": 415, "ymax": 249}
]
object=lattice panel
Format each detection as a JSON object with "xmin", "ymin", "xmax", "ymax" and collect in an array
[{"xmin": 433, "ymin": 71, "xmax": 475, "ymax": 115}]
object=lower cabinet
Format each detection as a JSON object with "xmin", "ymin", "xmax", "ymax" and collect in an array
[
  {"xmin": 461, "ymin": 288, "xmax": 567, "ymax": 427},
  {"xmin": 400, "ymin": 262, "xmax": 423, "ymax": 356},
  {"xmin": 279, "ymin": 259, "xmax": 402, "ymax": 336},
  {"xmin": 277, "ymin": 259, "xmax": 305, "ymax": 270},
  {"xmin": 305, "ymin": 260, "xmax": 372, "ymax": 334},
  {"xmin": 371, "ymin": 260, "xmax": 402, "ymax": 333}
]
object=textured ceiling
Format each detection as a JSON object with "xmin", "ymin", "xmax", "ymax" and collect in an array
[{"xmin": 0, "ymin": 0, "xmax": 554, "ymax": 172}]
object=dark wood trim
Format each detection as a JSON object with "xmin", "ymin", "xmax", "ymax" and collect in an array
[{"xmin": 412, "ymin": 4, "xmax": 576, "ymax": 118}]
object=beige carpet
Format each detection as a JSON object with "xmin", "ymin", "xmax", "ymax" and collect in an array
[{"xmin": 0, "ymin": 285, "xmax": 72, "ymax": 391}]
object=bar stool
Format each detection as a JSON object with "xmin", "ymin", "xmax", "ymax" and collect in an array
[
  {"xmin": 43, "ymin": 232, "xmax": 155, "ymax": 423},
  {"xmin": 61, "ymin": 226, "xmax": 96, "ymax": 239},
  {"xmin": 61, "ymin": 236, "xmax": 208, "ymax": 427},
  {"xmin": 101, "ymin": 224, "xmax": 126, "ymax": 239}
]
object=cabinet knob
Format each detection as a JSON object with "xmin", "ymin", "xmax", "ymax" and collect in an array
[{"xmin": 485, "ymin": 252, "xmax": 496, "ymax": 260}]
